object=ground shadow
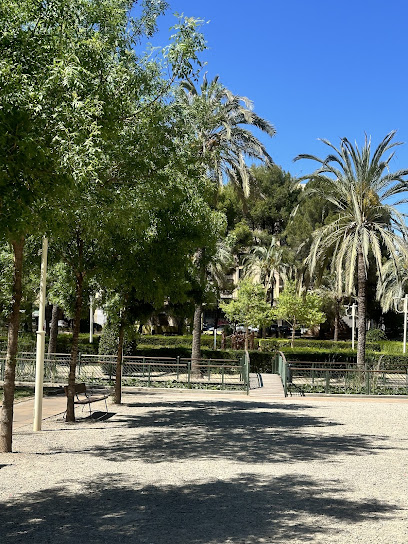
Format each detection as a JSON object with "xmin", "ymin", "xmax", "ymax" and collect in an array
[
  {"xmin": 0, "ymin": 473, "xmax": 398, "ymax": 544},
  {"xmin": 51, "ymin": 399, "xmax": 389, "ymax": 464}
]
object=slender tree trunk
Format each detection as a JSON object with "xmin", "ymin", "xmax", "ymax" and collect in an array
[
  {"xmin": 290, "ymin": 320, "xmax": 296, "ymax": 348},
  {"xmin": 48, "ymin": 304, "xmax": 59, "ymax": 355},
  {"xmin": 114, "ymin": 320, "xmax": 125, "ymax": 404},
  {"xmin": 357, "ymin": 251, "xmax": 367, "ymax": 369},
  {"xmin": 66, "ymin": 273, "xmax": 84, "ymax": 422},
  {"xmin": 0, "ymin": 237, "xmax": 24, "ymax": 452},
  {"xmin": 244, "ymin": 326, "xmax": 249, "ymax": 350},
  {"xmin": 191, "ymin": 303, "xmax": 202, "ymax": 375},
  {"xmin": 45, "ymin": 304, "xmax": 52, "ymax": 336},
  {"xmin": 333, "ymin": 299, "xmax": 340, "ymax": 342}
]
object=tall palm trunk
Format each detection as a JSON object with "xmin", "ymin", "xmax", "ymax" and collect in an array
[
  {"xmin": 191, "ymin": 303, "xmax": 202, "ymax": 375},
  {"xmin": 48, "ymin": 304, "xmax": 59, "ymax": 355},
  {"xmin": 66, "ymin": 272, "xmax": 84, "ymax": 422},
  {"xmin": 357, "ymin": 251, "xmax": 367, "ymax": 369},
  {"xmin": 0, "ymin": 237, "xmax": 24, "ymax": 452},
  {"xmin": 114, "ymin": 319, "xmax": 125, "ymax": 404}
]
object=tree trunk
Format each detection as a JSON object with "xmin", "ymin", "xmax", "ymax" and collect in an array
[
  {"xmin": 291, "ymin": 321, "xmax": 296, "ymax": 348},
  {"xmin": 191, "ymin": 303, "xmax": 202, "ymax": 375},
  {"xmin": 66, "ymin": 273, "xmax": 84, "ymax": 422},
  {"xmin": 244, "ymin": 326, "xmax": 249, "ymax": 351},
  {"xmin": 48, "ymin": 304, "xmax": 59, "ymax": 355},
  {"xmin": 0, "ymin": 237, "xmax": 24, "ymax": 452},
  {"xmin": 333, "ymin": 299, "xmax": 340, "ymax": 342},
  {"xmin": 357, "ymin": 251, "xmax": 367, "ymax": 369},
  {"xmin": 114, "ymin": 320, "xmax": 125, "ymax": 404}
]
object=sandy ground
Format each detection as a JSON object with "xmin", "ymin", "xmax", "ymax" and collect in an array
[{"xmin": 1, "ymin": 389, "xmax": 408, "ymax": 543}]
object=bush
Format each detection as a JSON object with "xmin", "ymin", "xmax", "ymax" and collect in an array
[
  {"xmin": 98, "ymin": 324, "xmax": 138, "ymax": 356},
  {"xmin": 259, "ymin": 338, "xmax": 381, "ymax": 352},
  {"xmin": 55, "ymin": 333, "xmax": 100, "ymax": 354},
  {"xmin": 366, "ymin": 329, "xmax": 387, "ymax": 342}
]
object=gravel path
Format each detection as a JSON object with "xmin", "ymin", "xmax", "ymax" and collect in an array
[{"xmin": 1, "ymin": 390, "xmax": 408, "ymax": 543}]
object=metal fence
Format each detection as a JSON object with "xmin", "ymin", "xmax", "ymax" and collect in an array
[
  {"xmin": 275, "ymin": 352, "xmax": 408, "ymax": 396},
  {"xmin": 0, "ymin": 352, "xmax": 249, "ymax": 392}
]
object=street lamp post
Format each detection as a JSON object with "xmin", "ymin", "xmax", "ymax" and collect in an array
[
  {"xmin": 345, "ymin": 303, "xmax": 357, "ymax": 350},
  {"xmin": 33, "ymin": 237, "xmax": 48, "ymax": 432},
  {"xmin": 394, "ymin": 294, "xmax": 408, "ymax": 354}
]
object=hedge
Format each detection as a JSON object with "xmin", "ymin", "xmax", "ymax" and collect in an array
[{"xmin": 259, "ymin": 338, "xmax": 381, "ymax": 352}]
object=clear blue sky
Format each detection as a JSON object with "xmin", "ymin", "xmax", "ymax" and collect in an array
[{"xmin": 150, "ymin": 0, "xmax": 408, "ymax": 179}]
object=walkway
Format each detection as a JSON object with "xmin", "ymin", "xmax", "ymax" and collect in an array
[
  {"xmin": 249, "ymin": 372, "xmax": 285, "ymax": 399},
  {"xmin": 6, "ymin": 395, "xmax": 67, "ymax": 429}
]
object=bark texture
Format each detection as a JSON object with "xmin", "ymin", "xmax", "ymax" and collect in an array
[
  {"xmin": 357, "ymin": 251, "xmax": 367, "ymax": 369},
  {"xmin": 0, "ymin": 237, "xmax": 24, "ymax": 452},
  {"xmin": 191, "ymin": 303, "xmax": 202, "ymax": 375},
  {"xmin": 66, "ymin": 272, "xmax": 84, "ymax": 422},
  {"xmin": 48, "ymin": 304, "xmax": 59, "ymax": 355},
  {"xmin": 114, "ymin": 322, "xmax": 125, "ymax": 404}
]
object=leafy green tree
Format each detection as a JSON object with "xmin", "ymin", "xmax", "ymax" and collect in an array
[
  {"xmin": 178, "ymin": 74, "xmax": 275, "ymax": 360},
  {"xmin": 295, "ymin": 132, "xmax": 408, "ymax": 367},
  {"xmin": 247, "ymin": 165, "xmax": 301, "ymax": 234},
  {"xmin": 0, "ymin": 0, "xmax": 207, "ymax": 444},
  {"xmin": 272, "ymin": 281, "xmax": 325, "ymax": 348},
  {"xmin": 221, "ymin": 278, "xmax": 273, "ymax": 350}
]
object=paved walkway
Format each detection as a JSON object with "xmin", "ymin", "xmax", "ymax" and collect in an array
[
  {"xmin": 249, "ymin": 373, "xmax": 285, "ymax": 398},
  {"xmin": 8, "ymin": 395, "xmax": 67, "ymax": 429}
]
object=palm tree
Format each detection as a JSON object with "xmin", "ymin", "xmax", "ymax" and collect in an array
[
  {"xmin": 295, "ymin": 131, "xmax": 408, "ymax": 367},
  {"xmin": 180, "ymin": 74, "xmax": 275, "ymax": 359},
  {"xmin": 377, "ymin": 257, "xmax": 408, "ymax": 312},
  {"xmin": 243, "ymin": 237, "xmax": 285, "ymax": 305},
  {"xmin": 180, "ymin": 74, "xmax": 275, "ymax": 196}
]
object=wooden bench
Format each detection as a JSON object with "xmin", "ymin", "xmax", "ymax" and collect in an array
[{"xmin": 64, "ymin": 383, "xmax": 109, "ymax": 418}]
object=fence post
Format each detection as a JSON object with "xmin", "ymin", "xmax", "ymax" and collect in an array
[
  {"xmin": 325, "ymin": 370, "xmax": 330, "ymax": 393},
  {"xmin": 366, "ymin": 368, "xmax": 370, "ymax": 395},
  {"xmin": 142, "ymin": 357, "xmax": 145, "ymax": 377},
  {"xmin": 187, "ymin": 361, "xmax": 191, "ymax": 388},
  {"xmin": 283, "ymin": 362, "xmax": 288, "ymax": 397},
  {"xmin": 78, "ymin": 352, "xmax": 81, "ymax": 378},
  {"xmin": 176, "ymin": 356, "xmax": 180, "ymax": 380},
  {"xmin": 148, "ymin": 363, "xmax": 151, "ymax": 387},
  {"xmin": 221, "ymin": 365, "xmax": 225, "ymax": 390}
]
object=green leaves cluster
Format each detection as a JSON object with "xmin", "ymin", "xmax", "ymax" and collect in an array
[
  {"xmin": 220, "ymin": 278, "xmax": 273, "ymax": 330},
  {"xmin": 272, "ymin": 282, "xmax": 325, "ymax": 338}
]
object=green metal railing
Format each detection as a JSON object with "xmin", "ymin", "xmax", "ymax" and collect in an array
[
  {"xmin": 274, "ymin": 351, "xmax": 408, "ymax": 396},
  {"xmin": 0, "ymin": 352, "xmax": 247, "ymax": 392}
]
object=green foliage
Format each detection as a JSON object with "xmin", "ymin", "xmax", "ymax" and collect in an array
[
  {"xmin": 98, "ymin": 323, "xmax": 139, "ymax": 356},
  {"xmin": 272, "ymin": 282, "xmax": 325, "ymax": 343},
  {"xmin": 366, "ymin": 328, "xmax": 388, "ymax": 342},
  {"xmin": 0, "ymin": 244, "xmax": 13, "ymax": 322},
  {"xmin": 259, "ymin": 338, "xmax": 382, "ymax": 352},
  {"xmin": 221, "ymin": 279, "xmax": 273, "ymax": 330},
  {"xmin": 247, "ymin": 164, "xmax": 301, "ymax": 234}
]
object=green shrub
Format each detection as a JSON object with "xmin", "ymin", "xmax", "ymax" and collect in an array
[
  {"xmin": 55, "ymin": 333, "xmax": 100, "ymax": 354},
  {"xmin": 259, "ymin": 338, "xmax": 381, "ymax": 352},
  {"xmin": 366, "ymin": 329, "xmax": 387, "ymax": 342},
  {"xmin": 98, "ymin": 324, "xmax": 138, "ymax": 356}
]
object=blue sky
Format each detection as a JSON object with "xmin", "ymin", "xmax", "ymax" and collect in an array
[{"xmin": 150, "ymin": 0, "xmax": 408, "ymax": 179}]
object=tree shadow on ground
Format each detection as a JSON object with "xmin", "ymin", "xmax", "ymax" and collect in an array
[
  {"xmin": 78, "ymin": 399, "xmax": 388, "ymax": 464},
  {"xmin": 0, "ymin": 473, "xmax": 398, "ymax": 544}
]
